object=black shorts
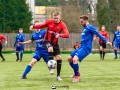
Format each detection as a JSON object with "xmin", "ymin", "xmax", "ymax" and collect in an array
[
  {"xmin": 99, "ymin": 43, "xmax": 106, "ymax": 48},
  {"xmin": 0, "ymin": 44, "xmax": 2, "ymax": 52},
  {"xmin": 43, "ymin": 41, "xmax": 60, "ymax": 56}
]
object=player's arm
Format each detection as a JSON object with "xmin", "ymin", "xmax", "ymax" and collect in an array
[
  {"xmin": 19, "ymin": 40, "xmax": 33, "ymax": 45},
  {"xmin": 30, "ymin": 20, "xmax": 51, "ymax": 30},
  {"xmin": 89, "ymin": 26, "xmax": 111, "ymax": 45},
  {"xmin": 58, "ymin": 23, "xmax": 69, "ymax": 38}
]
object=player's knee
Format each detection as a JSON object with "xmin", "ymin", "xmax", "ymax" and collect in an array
[
  {"xmin": 55, "ymin": 55, "xmax": 61, "ymax": 60},
  {"xmin": 48, "ymin": 46, "xmax": 53, "ymax": 52},
  {"xmin": 67, "ymin": 56, "xmax": 72, "ymax": 62},
  {"xmin": 73, "ymin": 56, "xmax": 79, "ymax": 64},
  {"xmin": 29, "ymin": 60, "xmax": 37, "ymax": 66}
]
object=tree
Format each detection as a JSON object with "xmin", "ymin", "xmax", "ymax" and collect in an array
[
  {"xmin": 97, "ymin": 0, "xmax": 120, "ymax": 32},
  {"xmin": 0, "ymin": 0, "xmax": 32, "ymax": 33}
]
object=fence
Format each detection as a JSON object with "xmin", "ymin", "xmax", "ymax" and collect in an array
[{"xmin": 2, "ymin": 33, "xmax": 114, "ymax": 51}]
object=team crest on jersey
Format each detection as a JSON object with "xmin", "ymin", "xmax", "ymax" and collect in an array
[
  {"xmin": 39, "ymin": 35, "xmax": 41, "ymax": 38},
  {"xmin": 57, "ymin": 27, "xmax": 61, "ymax": 31}
]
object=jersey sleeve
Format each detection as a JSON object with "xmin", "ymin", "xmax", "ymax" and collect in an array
[
  {"xmin": 89, "ymin": 25, "xmax": 108, "ymax": 43},
  {"xmin": 59, "ymin": 22, "xmax": 69, "ymax": 38},
  {"xmin": 1, "ymin": 35, "xmax": 7, "ymax": 41},
  {"xmin": 33, "ymin": 20, "xmax": 51, "ymax": 29}
]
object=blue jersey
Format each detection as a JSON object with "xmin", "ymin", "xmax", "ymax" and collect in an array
[
  {"xmin": 80, "ymin": 24, "xmax": 107, "ymax": 52},
  {"xmin": 15, "ymin": 33, "xmax": 25, "ymax": 47},
  {"xmin": 31, "ymin": 30, "xmax": 46, "ymax": 50},
  {"xmin": 112, "ymin": 31, "xmax": 120, "ymax": 43}
]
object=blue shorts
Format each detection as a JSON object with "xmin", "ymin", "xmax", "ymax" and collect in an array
[
  {"xmin": 33, "ymin": 50, "xmax": 49, "ymax": 63},
  {"xmin": 114, "ymin": 42, "xmax": 120, "ymax": 48},
  {"xmin": 70, "ymin": 47, "xmax": 91, "ymax": 62},
  {"xmin": 16, "ymin": 45, "xmax": 24, "ymax": 51}
]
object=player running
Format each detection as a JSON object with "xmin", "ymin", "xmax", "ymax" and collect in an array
[
  {"xmin": 0, "ymin": 32, "xmax": 7, "ymax": 62},
  {"xmin": 20, "ymin": 25, "xmax": 49, "ymax": 79},
  {"xmin": 112, "ymin": 26, "xmax": 120, "ymax": 59},
  {"xmin": 67, "ymin": 15, "xmax": 112, "ymax": 82},
  {"xmin": 14, "ymin": 28, "xmax": 25, "ymax": 62},
  {"xmin": 30, "ymin": 12, "xmax": 69, "ymax": 81}
]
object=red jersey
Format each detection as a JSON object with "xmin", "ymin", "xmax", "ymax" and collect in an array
[
  {"xmin": 99, "ymin": 31, "xmax": 109, "ymax": 43},
  {"xmin": 33, "ymin": 19, "xmax": 69, "ymax": 44},
  {"xmin": 0, "ymin": 34, "xmax": 7, "ymax": 45}
]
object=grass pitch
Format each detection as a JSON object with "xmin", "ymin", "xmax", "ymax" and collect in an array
[{"xmin": 0, "ymin": 53, "xmax": 120, "ymax": 90}]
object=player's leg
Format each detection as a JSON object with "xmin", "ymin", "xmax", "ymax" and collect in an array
[
  {"xmin": 67, "ymin": 49, "xmax": 80, "ymax": 78},
  {"xmin": 20, "ymin": 46, "xmax": 24, "ymax": 62},
  {"xmin": 0, "ymin": 44, "xmax": 5, "ymax": 62},
  {"xmin": 16, "ymin": 46, "xmax": 19, "ymax": 61},
  {"xmin": 72, "ymin": 48, "xmax": 91, "ymax": 82},
  {"xmin": 42, "ymin": 50, "xmax": 55, "ymax": 75},
  {"xmin": 21, "ymin": 58, "xmax": 37, "ymax": 79},
  {"xmin": 55, "ymin": 54, "xmax": 62, "ymax": 81},
  {"xmin": 72, "ymin": 55, "xmax": 79, "ymax": 82},
  {"xmin": 47, "ymin": 46, "xmax": 55, "ymax": 74},
  {"xmin": 43, "ymin": 41, "xmax": 54, "ymax": 60},
  {"xmin": 48, "ymin": 46, "xmax": 54, "ymax": 60},
  {"xmin": 54, "ymin": 44, "xmax": 63, "ymax": 81},
  {"xmin": 102, "ymin": 43, "xmax": 106, "ymax": 60},
  {"xmin": 114, "ymin": 42, "xmax": 118, "ymax": 59},
  {"xmin": 99, "ymin": 43, "xmax": 103, "ymax": 59},
  {"xmin": 21, "ymin": 51, "xmax": 40, "ymax": 79}
]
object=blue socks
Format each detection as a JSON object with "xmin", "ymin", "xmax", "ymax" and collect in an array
[
  {"xmin": 16, "ymin": 52, "xmax": 19, "ymax": 60},
  {"xmin": 73, "ymin": 63, "xmax": 79, "ymax": 76},
  {"xmin": 20, "ymin": 53, "xmax": 23, "ymax": 61},
  {"xmin": 23, "ymin": 65, "xmax": 32, "ymax": 77},
  {"xmin": 114, "ymin": 50, "xmax": 117, "ymax": 57},
  {"xmin": 69, "ymin": 62, "xmax": 74, "ymax": 69}
]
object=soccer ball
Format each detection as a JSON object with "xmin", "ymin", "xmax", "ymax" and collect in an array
[{"xmin": 48, "ymin": 60, "xmax": 57, "ymax": 69}]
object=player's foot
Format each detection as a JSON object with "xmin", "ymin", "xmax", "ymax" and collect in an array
[
  {"xmin": 70, "ymin": 72, "xmax": 80, "ymax": 78},
  {"xmin": 114, "ymin": 57, "xmax": 118, "ymax": 59},
  {"xmin": 20, "ymin": 76, "xmax": 27, "ymax": 79},
  {"xmin": 72, "ymin": 76, "xmax": 80, "ymax": 83},
  {"xmin": 50, "ymin": 69, "xmax": 54, "ymax": 74},
  {"xmin": 57, "ymin": 76, "xmax": 62, "ymax": 81},
  {"xmin": 20, "ymin": 60, "xmax": 22, "ymax": 62},
  {"xmin": 2, "ymin": 59, "xmax": 5, "ymax": 62},
  {"xmin": 16, "ymin": 59, "xmax": 19, "ymax": 62}
]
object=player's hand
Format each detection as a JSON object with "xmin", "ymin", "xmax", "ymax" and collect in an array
[
  {"xmin": 55, "ymin": 33, "xmax": 60, "ymax": 38},
  {"xmin": 93, "ymin": 38, "xmax": 96, "ymax": 41},
  {"xmin": 29, "ymin": 25, "xmax": 34, "ymax": 31},
  {"xmin": 5, "ymin": 41, "xmax": 7, "ymax": 44},
  {"xmin": 18, "ymin": 42, "xmax": 23, "ymax": 46},
  {"xmin": 106, "ymin": 41, "xmax": 112, "ymax": 46}
]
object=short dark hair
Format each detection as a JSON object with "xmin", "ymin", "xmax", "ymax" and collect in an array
[
  {"xmin": 80, "ymin": 15, "xmax": 88, "ymax": 20},
  {"xmin": 19, "ymin": 28, "xmax": 23, "ymax": 30}
]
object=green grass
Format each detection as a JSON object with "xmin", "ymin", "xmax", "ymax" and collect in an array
[{"xmin": 0, "ymin": 53, "xmax": 120, "ymax": 90}]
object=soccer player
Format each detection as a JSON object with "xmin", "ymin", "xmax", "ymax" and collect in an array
[
  {"xmin": 98, "ymin": 25, "xmax": 109, "ymax": 60},
  {"xmin": 30, "ymin": 12, "xmax": 69, "ymax": 81},
  {"xmin": 67, "ymin": 15, "xmax": 112, "ymax": 82},
  {"xmin": 112, "ymin": 25, "xmax": 120, "ymax": 59},
  {"xmin": 14, "ymin": 28, "xmax": 25, "ymax": 62},
  {"xmin": 19, "ymin": 26, "xmax": 49, "ymax": 79},
  {"xmin": 0, "ymin": 32, "xmax": 7, "ymax": 62}
]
